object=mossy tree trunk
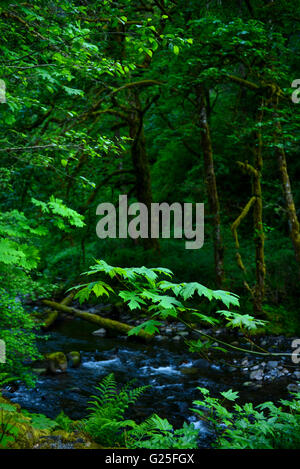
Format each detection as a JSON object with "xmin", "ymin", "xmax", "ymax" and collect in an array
[
  {"xmin": 196, "ymin": 86, "xmax": 224, "ymax": 287},
  {"xmin": 128, "ymin": 88, "xmax": 160, "ymax": 251},
  {"xmin": 277, "ymin": 146, "xmax": 300, "ymax": 264},
  {"xmin": 42, "ymin": 299, "xmax": 153, "ymax": 341},
  {"xmin": 251, "ymin": 121, "xmax": 265, "ymax": 313},
  {"xmin": 232, "ymin": 101, "xmax": 266, "ymax": 314},
  {"xmin": 273, "ymin": 103, "xmax": 300, "ymax": 266}
]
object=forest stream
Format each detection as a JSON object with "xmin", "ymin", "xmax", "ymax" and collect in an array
[{"xmin": 3, "ymin": 310, "xmax": 298, "ymax": 448}]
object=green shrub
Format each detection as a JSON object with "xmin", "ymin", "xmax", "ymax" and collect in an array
[
  {"xmin": 0, "ymin": 289, "xmax": 41, "ymax": 386},
  {"xmin": 84, "ymin": 374, "xmax": 198, "ymax": 449},
  {"xmin": 193, "ymin": 387, "xmax": 300, "ymax": 449},
  {"xmin": 127, "ymin": 415, "xmax": 199, "ymax": 449}
]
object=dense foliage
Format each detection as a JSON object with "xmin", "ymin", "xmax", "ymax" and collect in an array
[
  {"xmin": 194, "ymin": 387, "xmax": 300, "ymax": 449},
  {"xmin": 0, "ymin": 0, "xmax": 300, "ymax": 451}
]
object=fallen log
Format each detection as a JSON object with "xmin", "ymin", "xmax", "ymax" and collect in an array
[
  {"xmin": 42, "ymin": 292, "xmax": 75, "ymax": 329},
  {"xmin": 42, "ymin": 299, "xmax": 153, "ymax": 341}
]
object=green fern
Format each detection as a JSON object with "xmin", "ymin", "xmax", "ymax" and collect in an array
[
  {"xmin": 84, "ymin": 373, "xmax": 150, "ymax": 447},
  {"xmin": 127, "ymin": 414, "xmax": 199, "ymax": 449}
]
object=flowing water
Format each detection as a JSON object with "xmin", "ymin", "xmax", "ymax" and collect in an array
[{"xmin": 4, "ymin": 317, "xmax": 291, "ymax": 446}]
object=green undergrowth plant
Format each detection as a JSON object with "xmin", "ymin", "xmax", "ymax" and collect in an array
[
  {"xmin": 0, "ymin": 289, "xmax": 41, "ymax": 386},
  {"xmin": 193, "ymin": 387, "xmax": 300, "ymax": 449},
  {"xmin": 54, "ymin": 411, "xmax": 76, "ymax": 432},
  {"xmin": 126, "ymin": 415, "xmax": 199, "ymax": 449},
  {"xmin": 0, "ymin": 403, "xmax": 23, "ymax": 448},
  {"xmin": 84, "ymin": 373, "xmax": 198, "ymax": 449},
  {"xmin": 0, "ymin": 399, "xmax": 76, "ymax": 448},
  {"xmin": 83, "ymin": 373, "xmax": 150, "ymax": 447},
  {"xmin": 72, "ymin": 260, "xmax": 267, "ymax": 355}
]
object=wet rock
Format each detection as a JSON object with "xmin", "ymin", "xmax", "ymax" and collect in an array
[
  {"xmin": 67, "ymin": 351, "xmax": 81, "ymax": 368},
  {"xmin": 154, "ymin": 335, "xmax": 168, "ymax": 342},
  {"xmin": 178, "ymin": 331, "xmax": 189, "ymax": 338},
  {"xmin": 45, "ymin": 352, "xmax": 68, "ymax": 374},
  {"xmin": 293, "ymin": 371, "xmax": 300, "ymax": 379},
  {"xmin": 243, "ymin": 381, "xmax": 253, "ymax": 387},
  {"xmin": 251, "ymin": 365, "xmax": 259, "ymax": 371},
  {"xmin": 92, "ymin": 328, "xmax": 106, "ymax": 337},
  {"xmin": 287, "ymin": 383, "xmax": 300, "ymax": 393},
  {"xmin": 266, "ymin": 361, "xmax": 279, "ymax": 370},
  {"xmin": 173, "ymin": 335, "xmax": 182, "ymax": 342},
  {"xmin": 250, "ymin": 369, "xmax": 264, "ymax": 381},
  {"xmin": 165, "ymin": 327, "xmax": 173, "ymax": 336}
]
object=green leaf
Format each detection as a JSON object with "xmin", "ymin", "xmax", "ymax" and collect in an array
[
  {"xmin": 127, "ymin": 320, "xmax": 162, "ymax": 336},
  {"xmin": 220, "ymin": 389, "xmax": 239, "ymax": 401}
]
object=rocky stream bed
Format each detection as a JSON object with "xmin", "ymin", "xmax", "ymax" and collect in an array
[{"xmin": 3, "ymin": 304, "xmax": 300, "ymax": 448}]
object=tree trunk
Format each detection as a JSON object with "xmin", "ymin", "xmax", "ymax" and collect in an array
[
  {"xmin": 252, "ymin": 125, "xmax": 265, "ymax": 313},
  {"xmin": 273, "ymin": 115, "xmax": 300, "ymax": 265},
  {"xmin": 42, "ymin": 292, "xmax": 75, "ymax": 329},
  {"xmin": 128, "ymin": 89, "xmax": 159, "ymax": 251},
  {"xmin": 196, "ymin": 86, "xmax": 224, "ymax": 287},
  {"xmin": 233, "ymin": 105, "xmax": 266, "ymax": 314},
  {"xmin": 42, "ymin": 299, "xmax": 153, "ymax": 341}
]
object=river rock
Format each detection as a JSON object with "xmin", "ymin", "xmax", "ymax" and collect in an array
[
  {"xmin": 92, "ymin": 328, "xmax": 106, "ymax": 337},
  {"xmin": 251, "ymin": 365, "xmax": 259, "ymax": 370},
  {"xmin": 266, "ymin": 361, "xmax": 279, "ymax": 370},
  {"xmin": 173, "ymin": 335, "xmax": 182, "ymax": 342},
  {"xmin": 250, "ymin": 369, "xmax": 263, "ymax": 380},
  {"xmin": 154, "ymin": 335, "xmax": 168, "ymax": 342},
  {"xmin": 45, "ymin": 352, "xmax": 68, "ymax": 374},
  {"xmin": 67, "ymin": 351, "xmax": 81, "ymax": 368},
  {"xmin": 287, "ymin": 383, "xmax": 300, "ymax": 393}
]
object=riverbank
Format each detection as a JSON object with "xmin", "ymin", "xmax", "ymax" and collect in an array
[
  {"xmin": 0, "ymin": 392, "xmax": 103, "ymax": 449},
  {"xmin": 3, "ymin": 310, "xmax": 299, "ymax": 434}
]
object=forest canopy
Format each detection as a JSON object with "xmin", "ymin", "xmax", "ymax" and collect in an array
[{"xmin": 0, "ymin": 0, "xmax": 300, "ymax": 451}]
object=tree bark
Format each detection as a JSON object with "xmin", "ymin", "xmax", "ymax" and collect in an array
[
  {"xmin": 273, "ymin": 110, "xmax": 300, "ymax": 266},
  {"xmin": 252, "ymin": 124, "xmax": 265, "ymax": 313},
  {"xmin": 235, "ymin": 106, "xmax": 266, "ymax": 314},
  {"xmin": 277, "ymin": 145, "xmax": 300, "ymax": 264},
  {"xmin": 196, "ymin": 86, "xmax": 224, "ymax": 287},
  {"xmin": 42, "ymin": 292, "xmax": 75, "ymax": 329},
  {"xmin": 128, "ymin": 88, "xmax": 160, "ymax": 251},
  {"xmin": 42, "ymin": 299, "xmax": 153, "ymax": 341}
]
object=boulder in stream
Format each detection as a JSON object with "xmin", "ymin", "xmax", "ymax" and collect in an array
[
  {"xmin": 92, "ymin": 328, "xmax": 106, "ymax": 337},
  {"xmin": 67, "ymin": 351, "xmax": 81, "ymax": 368},
  {"xmin": 44, "ymin": 352, "xmax": 68, "ymax": 374}
]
